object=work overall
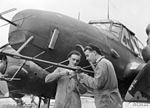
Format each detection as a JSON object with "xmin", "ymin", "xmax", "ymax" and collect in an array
[
  {"xmin": 78, "ymin": 57, "xmax": 122, "ymax": 108},
  {"xmin": 45, "ymin": 68, "xmax": 86, "ymax": 108}
]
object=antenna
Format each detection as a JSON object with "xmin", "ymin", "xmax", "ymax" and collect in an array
[
  {"xmin": 0, "ymin": 8, "xmax": 16, "ymax": 15},
  {"xmin": 0, "ymin": 8, "xmax": 18, "ymax": 27},
  {"xmin": 78, "ymin": 12, "xmax": 80, "ymax": 20},
  {"xmin": 107, "ymin": 0, "xmax": 110, "ymax": 19}
]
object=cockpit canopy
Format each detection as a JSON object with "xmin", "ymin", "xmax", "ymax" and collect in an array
[{"xmin": 89, "ymin": 19, "xmax": 144, "ymax": 58}]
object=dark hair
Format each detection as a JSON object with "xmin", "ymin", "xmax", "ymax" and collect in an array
[
  {"xmin": 84, "ymin": 44, "xmax": 102, "ymax": 55},
  {"xmin": 0, "ymin": 54, "xmax": 7, "ymax": 61},
  {"xmin": 146, "ymin": 23, "xmax": 150, "ymax": 35},
  {"xmin": 67, "ymin": 50, "xmax": 81, "ymax": 58}
]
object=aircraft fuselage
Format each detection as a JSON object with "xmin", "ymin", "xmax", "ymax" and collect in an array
[{"xmin": 7, "ymin": 9, "xmax": 145, "ymax": 99}]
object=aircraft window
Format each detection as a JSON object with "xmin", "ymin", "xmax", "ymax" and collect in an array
[
  {"xmin": 9, "ymin": 31, "xmax": 26, "ymax": 44},
  {"xmin": 121, "ymin": 28, "xmax": 133, "ymax": 50},
  {"xmin": 130, "ymin": 39, "xmax": 139, "ymax": 54},
  {"xmin": 130, "ymin": 36, "xmax": 144, "ymax": 57},
  {"xmin": 137, "ymin": 41, "xmax": 144, "ymax": 55},
  {"xmin": 110, "ymin": 24, "xmax": 121, "ymax": 38},
  {"xmin": 134, "ymin": 37, "xmax": 144, "ymax": 51},
  {"xmin": 123, "ymin": 36, "xmax": 127, "ymax": 45},
  {"xmin": 92, "ymin": 23, "xmax": 111, "ymax": 31}
]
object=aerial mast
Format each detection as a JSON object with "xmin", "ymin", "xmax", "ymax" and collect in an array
[
  {"xmin": 107, "ymin": 0, "xmax": 110, "ymax": 19},
  {"xmin": 78, "ymin": 12, "xmax": 80, "ymax": 20}
]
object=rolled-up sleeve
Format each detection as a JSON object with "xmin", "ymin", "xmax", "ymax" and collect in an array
[
  {"xmin": 45, "ymin": 68, "xmax": 61, "ymax": 83},
  {"xmin": 78, "ymin": 61, "xmax": 108, "ymax": 90}
]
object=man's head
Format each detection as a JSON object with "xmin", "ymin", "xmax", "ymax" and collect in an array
[
  {"xmin": 84, "ymin": 44, "xmax": 102, "ymax": 63},
  {"xmin": 67, "ymin": 50, "xmax": 81, "ymax": 67}
]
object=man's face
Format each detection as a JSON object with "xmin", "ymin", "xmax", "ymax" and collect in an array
[
  {"xmin": 84, "ymin": 50, "xmax": 96, "ymax": 64},
  {"xmin": 68, "ymin": 54, "xmax": 80, "ymax": 67}
]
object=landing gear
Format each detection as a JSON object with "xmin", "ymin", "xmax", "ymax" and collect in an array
[
  {"xmin": 38, "ymin": 97, "xmax": 51, "ymax": 108},
  {"xmin": 47, "ymin": 98, "xmax": 51, "ymax": 108},
  {"xmin": 38, "ymin": 97, "xmax": 42, "ymax": 108}
]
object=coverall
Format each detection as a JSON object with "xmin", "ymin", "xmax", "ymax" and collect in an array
[
  {"xmin": 45, "ymin": 68, "xmax": 86, "ymax": 108},
  {"xmin": 78, "ymin": 56, "xmax": 122, "ymax": 108}
]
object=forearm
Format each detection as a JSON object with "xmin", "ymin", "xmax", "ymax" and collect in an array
[
  {"xmin": 80, "ymin": 74, "xmax": 97, "ymax": 89},
  {"xmin": 45, "ymin": 72, "xmax": 60, "ymax": 83},
  {"xmin": 78, "ymin": 73, "xmax": 102, "ymax": 90},
  {"xmin": 45, "ymin": 69, "xmax": 69, "ymax": 83}
]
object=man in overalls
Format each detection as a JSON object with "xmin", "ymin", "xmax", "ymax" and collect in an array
[
  {"xmin": 78, "ymin": 44, "xmax": 122, "ymax": 108},
  {"xmin": 45, "ymin": 50, "xmax": 86, "ymax": 108}
]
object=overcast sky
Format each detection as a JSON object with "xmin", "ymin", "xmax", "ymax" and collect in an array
[{"xmin": 0, "ymin": 0, "xmax": 149, "ymax": 46}]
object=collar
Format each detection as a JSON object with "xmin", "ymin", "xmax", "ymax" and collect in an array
[{"xmin": 96, "ymin": 56, "xmax": 105, "ymax": 64}]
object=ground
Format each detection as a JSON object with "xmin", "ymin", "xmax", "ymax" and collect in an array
[{"xmin": 0, "ymin": 97, "xmax": 150, "ymax": 108}]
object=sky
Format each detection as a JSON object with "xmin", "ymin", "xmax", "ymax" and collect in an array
[{"xmin": 0, "ymin": 0, "xmax": 149, "ymax": 46}]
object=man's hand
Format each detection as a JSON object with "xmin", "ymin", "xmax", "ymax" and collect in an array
[
  {"xmin": 59, "ymin": 70, "xmax": 69, "ymax": 76},
  {"xmin": 59, "ymin": 69, "xmax": 74, "ymax": 76},
  {"xmin": 75, "ymin": 66, "xmax": 82, "ymax": 73}
]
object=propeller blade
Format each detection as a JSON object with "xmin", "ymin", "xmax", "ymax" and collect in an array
[{"xmin": 0, "ymin": 8, "xmax": 17, "ymax": 16}]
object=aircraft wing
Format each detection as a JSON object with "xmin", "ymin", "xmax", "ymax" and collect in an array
[{"xmin": 125, "ymin": 61, "xmax": 150, "ymax": 102}]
